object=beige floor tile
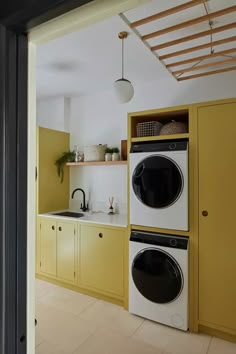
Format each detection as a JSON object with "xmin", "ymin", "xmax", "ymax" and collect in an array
[
  {"xmin": 35, "ymin": 331, "xmax": 44, "ymax": 348},
  {"xmin": 36, "ymin": 340, "xmax": 70, "ymax": 354},
  {"xmin": 38, "ymin": 285, "xmax": 97, "ymax": 316},
  {"xmin": 36, "ymin": 280, "xmax": 57, "ymax": 300},
  {"xmin": 79, "ymin": 299, "xmax": 144, "ymax": 337},
  {"xmin": 133, "ymin": 320, "xmax": 211, "ymax": 354},
  {"xmin": 208, "ymin": 337, "xmax": 236, "ymax": 354},
  {"xmin": 73, "ymin": 328, "xmax": 166, "ymax": 354},
  {"xmin": 36, "ymin": 302, "xmax": 97, "ymax": 353}
]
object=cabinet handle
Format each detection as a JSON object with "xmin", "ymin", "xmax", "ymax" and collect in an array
[
  {"xmin": 52, "ymin": 226, "xmax": 55, "ymax": 230},
  {"xmin": 202, "ymin": 210, "xmax": 208, "ymax": 217},
  {"xmin": 59, "ymin": 227, "xmax": 62, "ymax": 231},
  {"xmin": 99, "ymin": 233, "xmax": 103, "ymax": 238}
]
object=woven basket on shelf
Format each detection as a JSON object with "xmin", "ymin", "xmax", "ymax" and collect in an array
[
  {"xmin": 159, "ymin": 121, "xmax": 188, "ymax": 135},
  {"xmin": 136, "ymin": 121, "xmax": 163, "ymax": 137},
  {"xmin": 84, "ymin": 144, "xmax": 106, "ymax": 162}
]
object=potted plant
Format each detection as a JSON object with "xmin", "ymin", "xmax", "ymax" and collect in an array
[
  {"xmin": 105, "ymin": 147, "xmax": 113, "ymax": 161},
  {"xmin": 112, "ymin": 147, "xmax": 120, "ymax": 161},
  {"xmin": 55, "ymin": 150, "xmax": 75, "ymax": 183}
]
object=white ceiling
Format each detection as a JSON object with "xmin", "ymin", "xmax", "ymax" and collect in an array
[{"xmin": 37, "ymin": 0, "xmax": 236, "ymax": 98}]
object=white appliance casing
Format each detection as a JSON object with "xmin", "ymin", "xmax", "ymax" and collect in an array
[
  {"xmin": 129, "ymin": 240, "xmax": 189, "ymax": 330},
  {"xmin": 130, "ymin": 150, "xmax": 188, "ymax": 231}
]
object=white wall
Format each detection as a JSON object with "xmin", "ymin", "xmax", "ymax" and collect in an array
[
  {"xmin": 69, "ymin": 71, "xmax": 236, "ymax": 213},
  {"xmin": 36, "ymin": 72, "xmax": 236, "ymax": 213},
  {"xmin": 37, "ymin": 96, "xmax": 70, "ymax": 132}
]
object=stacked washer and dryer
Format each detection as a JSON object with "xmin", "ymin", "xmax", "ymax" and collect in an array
[{"xmin": 129, "ymin": 140, "xmax": 189, "ymax": 331}]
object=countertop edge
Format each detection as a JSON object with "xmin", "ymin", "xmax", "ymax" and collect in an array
[{"xmin": 37, "ymin": 211, "xmax": 128, "ymax": 228}]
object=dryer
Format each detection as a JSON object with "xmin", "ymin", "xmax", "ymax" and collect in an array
[
  {"xmin": 129, "ymin": 230, "xmax": 189, "ymax": 331},
  {"xmin": 130, "ymin": 140, "xmax": 188, "ymax": 231}
]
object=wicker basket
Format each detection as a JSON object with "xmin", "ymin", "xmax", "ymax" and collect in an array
[
  {"xmin": 160, "ymin": 121, "xmax": 188, "ymax": 135},
  {"xmin": 136, "ymin": 121, "xmax": 163, "ymax": 137},
  {"xmin": 84, "ymin": 144, "xmax": 106, "ymax": 162}
]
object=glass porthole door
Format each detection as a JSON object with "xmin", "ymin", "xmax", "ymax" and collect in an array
[
  {"xmin": 132, "ymin": 156, "xmax": 183, "ymax": 208},
  {"xmin": 132, "ymin": 248, "xmax": 183, "ymax": 304}
]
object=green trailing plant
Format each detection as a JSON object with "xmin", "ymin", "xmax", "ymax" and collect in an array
[
  {"xmin": 55, "ymin": 151, "xmax": 75, "ymax": 183},
  {"xmin": 112, "ymin": 147, "xmax": 120, "ymax": 153}
]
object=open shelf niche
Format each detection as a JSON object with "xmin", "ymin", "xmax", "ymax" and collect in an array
[{"xmin": 129, "ymin": 107, "xmax": 189, "ymax": 142}]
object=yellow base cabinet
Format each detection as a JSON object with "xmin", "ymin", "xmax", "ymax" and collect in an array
[
  {"xmin": 198, "ymin": 102, "xmax": 236, "ymax": 335},
  {"xmin": 57, "ymin": 221, "xmax": 76, "ymax": 283},
  {"xmin": 38, "ymin": 217, "xmax": 76, "ymax": 284},
  {"xmin": 39, "ymin": 218, "xmax": 57, "ymax": 276},
  {"xmin": 79, "ymin": 224, "xmax": 125, "ymax": 298}
]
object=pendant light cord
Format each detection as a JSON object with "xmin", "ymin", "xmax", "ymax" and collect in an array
[{"xmin": 122, "ymin": 37, "xmax": 124, "ymax": 79}]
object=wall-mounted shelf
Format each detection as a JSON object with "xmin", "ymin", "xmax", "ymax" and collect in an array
[
  {"xmin": 66, "ymin": 161, "xmax": 128, "ymax": 167},
  {"xmin": 131, "ymin": 133, "xmax": 189, "ymax": 143}
]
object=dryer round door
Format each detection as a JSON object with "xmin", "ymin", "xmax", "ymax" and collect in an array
[
  {"xmin": 132, "ymin": 248, "xmax": 183, "ymax": 303},
  {"xmin": 132, "ymin": 155, "xmax": 183, "ymax": 208}
]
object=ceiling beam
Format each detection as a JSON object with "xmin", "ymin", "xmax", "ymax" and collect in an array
[
  {"xmin": 159, "ymin": 36, "xmax": 236, "ymax": 60},
  {"xmin": 173, "ymin": 57, "xmax": 236, "ymax": 75},
  {"xmin": 151, "ymin": 22, "xmax": 236, "ymax": 51},
  {"xmin": 130, "ymin": 0, "xmax": 208, "ymax": 28},
  {"xmin": 177, "ymin": 66, "xmax": 236, "ymax": 81},
  {"xmin": 166, "ymin": 48, "xmax": 236, "ymax": 68},
  {"xmin": 142, "ymin": 5, "xmax": 236, "ymax": 40}
]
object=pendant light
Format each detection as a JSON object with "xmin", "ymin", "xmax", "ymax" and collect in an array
[{"xmin": 114, "ymin": 31, "xmax": 134, "ymax": 104}]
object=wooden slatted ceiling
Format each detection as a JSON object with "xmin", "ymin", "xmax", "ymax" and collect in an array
[
  {"xmin": 125, "ymin": 0, "xmax": 236, "ymax": 81},
  {"xmin": 141, "ymin": 5, "xmax": 236, "ymax": 40},
  {"xmin": 130, "ymin": 0, "xmax": 208, "ymax": 28},
  {"xmin": 159, "ymin": 36, "xmax": 236, "ymax": 60},
  {"xmin": 173, "ymin": 57, "xmax": 236, "ymax": 75},
  {"xmin": 166, "ymin": 48, "xmax": 236, "ymax": 68},
  {"xmin": 151, "ymin": 23, "xmax": 236, "ymax": 51}
]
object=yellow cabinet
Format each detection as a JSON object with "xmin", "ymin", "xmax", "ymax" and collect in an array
[
  {"xmin": 57, "ymin": 221, "xmax": 76, "ymax": 283},
  {"xmin": 80, "ymin": 224, "xmax": 124, "ymax": 297},
  {"xmin": 198, "ymin": 102, "xmax": 236, "ymax": 333},
  {"xmin": 39, "ymin": 218, "xmax": 57, "ymax": 276},
  {"xmin": 38, "ymin": 217, "xmax": 76, "ymax": 284}
]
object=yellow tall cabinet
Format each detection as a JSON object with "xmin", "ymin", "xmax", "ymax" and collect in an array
[
  {"xmin": 36, "ymin": 127, "xmax": 70, "ymax": 274},
  {"xmin": 37, "ymin": 127, "xmax": 70, "ymax": 215},
  {"xmin": 197, "ymin": 101, "xmax": 236, "ymax": 340}
]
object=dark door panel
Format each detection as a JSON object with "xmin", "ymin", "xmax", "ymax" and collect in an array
[{"xmin": 0, "ymin": 1, "xmax": 93, "ymax": 354}]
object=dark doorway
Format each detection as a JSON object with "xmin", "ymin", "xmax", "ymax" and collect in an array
[{"xmin": 0, "ymin": 2, "xmax": 93, "ymax": 354}]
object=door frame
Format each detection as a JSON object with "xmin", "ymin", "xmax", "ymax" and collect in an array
[{"xmin": 28, "ymin": 1, "xmax": 150, "ymax": 353}]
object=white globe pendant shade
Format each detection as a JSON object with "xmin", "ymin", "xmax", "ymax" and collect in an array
[{"xmin": 114, "ymin": 78, "xmax": 134, "ymax": 104}]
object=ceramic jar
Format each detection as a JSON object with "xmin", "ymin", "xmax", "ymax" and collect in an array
[
  {"xmin": 105, "ymin": 153, "xmax": 112, "ymax": 161},
  {"xmin": 112, "ymin": 153, "xmax": 120, "ymax": 161}
]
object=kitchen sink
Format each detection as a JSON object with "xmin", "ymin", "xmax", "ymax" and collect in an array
[{"xmin": 53, "ymin": 211, "xmax": 84, "ymax": 218}]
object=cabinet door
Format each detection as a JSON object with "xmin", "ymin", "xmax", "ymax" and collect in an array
[
  {"xmin": 57, "ymin": 221, "xmax": 76, "ymax": 283},
  {"xmin": 198, "ymin": 103, "xmax": 236, "ymax": 331},
  {"xmin": 40, "ymin": 219, "xmax": 57, "ymax": 276},
  {"xmin": 80, "ymin": 225, "xmax": 124, "ymax": 297}
]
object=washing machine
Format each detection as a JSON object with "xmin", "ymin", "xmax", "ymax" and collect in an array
[
  {"xmin": 129, "ymin": 230, "xmax": 189, "ymax": 331},
  {"xmin": 130, "ymin": 140, "xmax": 188, "ymax": 231}
]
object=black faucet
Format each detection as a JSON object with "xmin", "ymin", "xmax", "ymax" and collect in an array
[{"xmin": 71, "ymin": 188, "xmax": 88, "ymax": 212}]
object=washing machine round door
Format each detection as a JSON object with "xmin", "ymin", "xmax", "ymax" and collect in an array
[
  {"xmin": 132, "ymin": 248, "xmax": 183, "ymax": 303},
  {"xmin": 132, "ymin": 155, "xmax": 183, "ymax": 208}
]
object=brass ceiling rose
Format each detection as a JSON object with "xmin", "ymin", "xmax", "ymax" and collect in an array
[{"xmin": 118, "ymin": 31, "xmax": 128, "ymax": 39}]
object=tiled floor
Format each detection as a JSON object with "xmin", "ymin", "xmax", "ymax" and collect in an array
[{"xmin": 36, "ymin": 280, "xmax": 236, "ymax": 354}]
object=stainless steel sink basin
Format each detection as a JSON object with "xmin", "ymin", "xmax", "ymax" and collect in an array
[{"xmin": 53, "ymin": 211, "xmax": 84, "ymax": 218}]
